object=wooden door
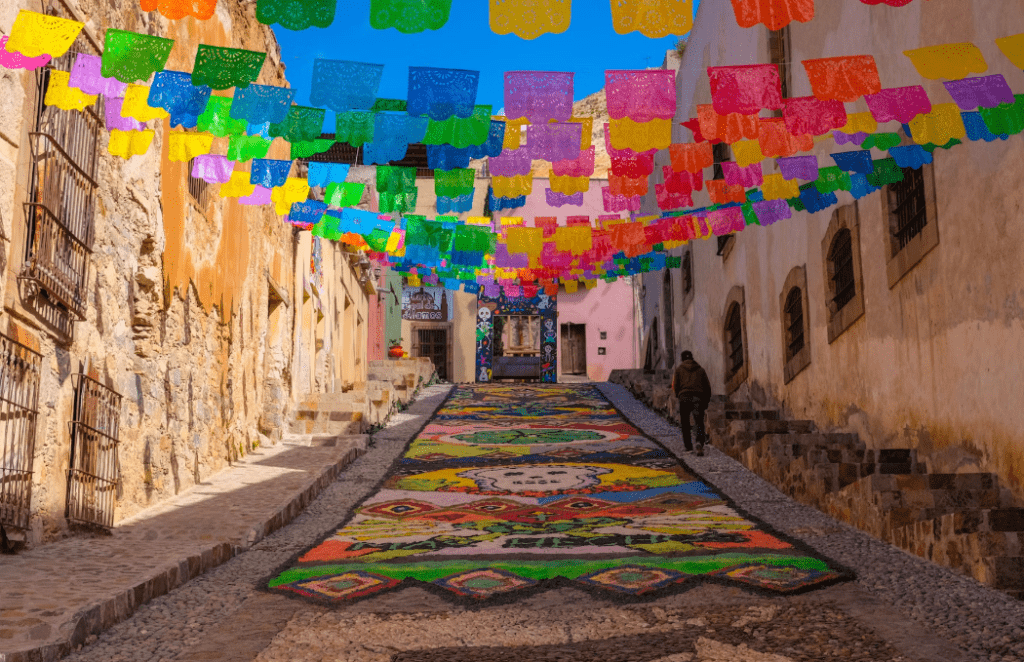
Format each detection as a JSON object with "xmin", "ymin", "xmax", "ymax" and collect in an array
[
  {"xmin": 417, "ymin": 328, "xmax": 448, "ymax": 380},
  {"xmin": 560, "ymin": 324, "xmax": 586, "ymax": 375}
]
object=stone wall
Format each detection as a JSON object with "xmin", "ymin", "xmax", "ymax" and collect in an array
[
  {"xmin": 611, "ymin": 369, "xmax": 1024, "ymax": 598},
  {"xmin": 0, "ymin": 0, "xmax": 374, "ymax": 545},
  {"xmin": 636, "ymin": 0, "xmax": 1024, "ymax": 507}
]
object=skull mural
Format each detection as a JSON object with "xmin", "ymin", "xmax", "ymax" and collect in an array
[{"xmin": 459, "ymin": 465, "xmax": 612, "ymax": 493}]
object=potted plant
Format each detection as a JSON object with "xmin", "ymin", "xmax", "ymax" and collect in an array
[{"xmin": 388, "ymin": 334, "xmax": 404, "ymax": 359}]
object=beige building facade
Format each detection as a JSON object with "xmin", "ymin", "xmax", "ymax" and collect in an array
[
  {"xmin": 640, "ymin": 0, "xmax": 1024, "ymax": 503},
  {"xmin": 0, "ymin": 0, "xmax": 375, "ymax": 546}
]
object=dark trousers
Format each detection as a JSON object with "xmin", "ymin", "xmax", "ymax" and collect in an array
[{"xmin": 678, "ymin": 395, "xmax": 708, "ymax": 451}]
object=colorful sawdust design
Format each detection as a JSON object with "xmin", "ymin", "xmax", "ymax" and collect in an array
[{"xmin": 267, "ymin": 385, "xmax": 853, "ymax": 604}]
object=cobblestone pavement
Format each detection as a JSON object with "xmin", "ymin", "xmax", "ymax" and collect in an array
[{"xmin": 27, "ymin": 383, "xmax": 1023, "ymax": 662}]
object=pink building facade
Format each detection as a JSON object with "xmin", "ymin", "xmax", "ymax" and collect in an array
[{"xmin": 494, "ymin": 178, "xmax": 640, "ymax": 382}]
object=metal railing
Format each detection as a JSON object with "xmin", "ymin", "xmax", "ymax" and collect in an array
[
  {"xmin": 65, "ymin": 372, "xmax": 122, "ymax": 529},
  {"xmin": 0, "ymin": 333, "xmax": 43, "ymax": 532},
  {"xmin": 19, "ymin": 48, "xmax": 101, "ymax": 322},
  {"xmin": 21, "ymin": 197, "xmax": 91, "ymax": 319}
]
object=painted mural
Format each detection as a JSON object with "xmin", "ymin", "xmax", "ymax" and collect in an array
[
  {"xmin": 477, "ymin": 291, "xmax": 558, "ymax": 383},
  {"xmin": 402, "ymin": 286, "xmax": 452, "ymax": 321}
]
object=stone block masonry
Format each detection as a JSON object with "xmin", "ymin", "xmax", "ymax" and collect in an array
[
  {"xmin": 0, "ymin": 0, "xmax": 382, "ymax": 549},
  {"xmin": 609, "ymin": 369, "xmax": 1024, "ymax": 599}
]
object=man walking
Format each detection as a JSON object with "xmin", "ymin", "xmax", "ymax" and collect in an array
[{"xmin": 671, "ymin": 351, "xmax": 712, "ymax": 456}]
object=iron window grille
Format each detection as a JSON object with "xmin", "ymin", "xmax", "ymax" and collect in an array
[
  {"xmin": 187, "ymin": 158, "xmax": 211, "ymax": 211},
  {"xmin": 725, "ymin": 303, "xmax": 744, "ymax": 379},
  {"xmin": 717, "ymin": 234, "xmax": 734, "ymax": 255},
  {"xmin": 829, "ymin": 228, "xmax": 856, "ymax": 311},
  {"xmin": 65, "ymin": 372, "xmax": 123, "ymax": 529},
  {"xmin": 682, "ymin": 251, "xmax": 692, "ymax": 293},
  {"xmin": 888, "ymin": 166, "xmax": 928, "ymax": 251},
  {"xmin": 20, "ymin": 43, "xmax": 101, "ymax": 321},
  {"xmin": 712, "ymin": 142, "xmax": 730, "ymax": 181},
  {"xmin": 0, "ymin": 333, "xmax": 43, "ymax": 533},
  {"xmin": 784, "ymin": 287, "xmax": 805, "ymax": 361},
  {"xmin": 769, "ymin": 27, "xmax": 791, "ymax": 116}
]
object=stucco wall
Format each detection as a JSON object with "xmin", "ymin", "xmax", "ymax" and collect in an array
[
  {"xmin": 643, "ymin": 0, "xmax": 1024, "ymax": 503},
  {"xmin": 490, "ymin": 178, "xmax": 640, "ymax": 382},
  {"xmin": 556, "ymin": 277, "xmax": 639, "ymax": 382}
]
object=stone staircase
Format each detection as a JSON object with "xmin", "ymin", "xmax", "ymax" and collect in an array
[
  {"xmin": 609, "ymin": 368, "xmax": 1024, "ymax": 599},
  {"xmin": 282, "ymin": 357, "xmax": 437, "ymax": 447}
]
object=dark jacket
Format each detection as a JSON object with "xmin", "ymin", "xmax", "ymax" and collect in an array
[{"xmin": 672, "ymin": 359, "xmax": 712, "ymax": 403}]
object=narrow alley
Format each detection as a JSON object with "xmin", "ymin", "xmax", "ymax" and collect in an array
[{"xmin": 4, "ymin": 383, "xmax": 1019, "ymax": 662}]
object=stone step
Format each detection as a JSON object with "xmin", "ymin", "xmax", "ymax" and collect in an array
[
  {"xmin": 282, "ymin": 433, "xmax": 369, "ymax": 449},
  {"xmin": 287, "ymin": 415, "xmax": 363, "ymax": 436},
  {"xmin": 293, "ymin": 404, "xmax": 364, "ymax": 421},
  {"xmin": 722, "ymin": 409, "xmax": 780, "ymax": 421},
  {"xmin": 727, "ymin": 418, "xmax": 816, "ymax": 437},
  {"xmin": 978, "ymin": 557, "xmax": 1024, "ymax": 591},
  {"xmin": 752, "ymin": 432, "xmax": 864, "ymax": 459}
]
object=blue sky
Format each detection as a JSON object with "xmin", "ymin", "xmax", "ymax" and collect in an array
[{"xmin": 272, "ymin": 1, "xmax": 700, "ymax": 112}]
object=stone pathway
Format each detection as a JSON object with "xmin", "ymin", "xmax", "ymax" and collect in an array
[
  {"xmin": 0, "ymin": 430, "xmax": 369, "ymax": 662},
  {"xmin": 5, "ymin": 383, "xmax": 1022, "ymax": 662}
]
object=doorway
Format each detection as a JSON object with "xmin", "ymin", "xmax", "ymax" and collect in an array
[
  {"xmin": 416, "ymin": 327, "xmax": 449, "ymax": 381},
  {"xmin": 560, "ymin": 323, "xmax": 586, "ymax": 375}
]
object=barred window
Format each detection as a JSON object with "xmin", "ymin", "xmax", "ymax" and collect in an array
[
  {"xmin": 784, "ymin": 287, "xmax": 804, "ymax": 361},
  {"xmin": 769, "ymin": 27, "xmax": 791, "ymax": 104},
  {"xmin": 717, "ymin": 234, "xmax": 734, "ymax": 255},
  {"xmin": 887, "ymin": 166, "xmax": 928, "ymax": 250},
  {"xmin": 712, "ymin": 142, "xmax": 730, "ymax": 181},
  {"xmin": 187, "ymin": 158, "xmax": 211, "ymax": 210},
  {"xmin": 725, "ymin": 302, "xmax": 744, "ymax": 379},
  {"xmin": 829, "ymin": 228, "xmax": 856, "ymax": 311},
  {"xmin": 682, "ymin": 251, "xmax": 692, "ymax": 294},
  {"xmin": 0, "ymin": 333, "xmax": 43, "ymax": 532},
  {"xmin": 21, "ymin": 34, "xmax": 101, "ymax": 322}
]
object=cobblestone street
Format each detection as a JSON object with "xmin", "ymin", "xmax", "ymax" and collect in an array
[{"xmin": 8, "ymin": 383, "xmax": 1014, "ymax": 662}]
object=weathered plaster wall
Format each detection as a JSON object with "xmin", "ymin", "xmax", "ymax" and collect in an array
[
  {"xmin": 556, "ymin": 277, "xmax": 639, "ymax": 382},
  {"xmin": 0, "ymin": 0, "xmax": 371, "ymax": 544},
  {"xmin": 648, "ymin": 0, "xmax": 1024, "ymax": 504}
]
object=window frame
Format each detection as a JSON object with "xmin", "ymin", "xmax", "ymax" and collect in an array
[
  {"xmin": 722, "ymin": 285, "xmax": 748, "ymax": 395},
  {"xmin": 768, "ymin": 26, "xmax": 792, "ymax": 118},
  {"xmin": 779, "ymin": 265, "xmax": 811, "ymax": 384},
  {"xmin": 680, "ymin": 248, "xmax": 694, "ymax": 313},
  {"xmin": 821, "ymin": 203, "xmax": 865, "ymax": 344},
  {"xmin": 882, "ymin": 163, "xmax": 939, "ymax": 288},
  {"xmin": 187, "ymin": 157, "xmax": 212, "ymax": 214},
  {"xmin": 13, "ymin": 21, "xmax": 103, "ymax": 336}
]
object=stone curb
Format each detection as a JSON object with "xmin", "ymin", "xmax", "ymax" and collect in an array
[{"xmin": 0, "ymin": 445, "xmax": 366, "ymax": 662}]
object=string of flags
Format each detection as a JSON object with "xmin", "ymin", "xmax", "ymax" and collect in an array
[
  {"xmin": 111, "ymin": 0, "xmax": 932, "ymax": 37},
  {"xmin": 2, "ymin": 7, "xmax": 1024, "ymax": 292}
]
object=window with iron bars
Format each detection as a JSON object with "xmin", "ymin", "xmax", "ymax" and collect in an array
[
  {"xmin": 829, "ymin": 228, "xmax": 856, "ymax": 311},
  {"xmin": 784, "ymin": 287, "xmax": 805, "ymax": 361},
  {"xmin": 682, "ymin": 251, "xmax": 692, "ymax": 294},
  {"xmin": 712, "ymin": 143, "xmax": 736, "ymax": 256},
  {"xmin": 0, "ymin": 332, "xmax": 43, "ymax": 535},
  {"xmin": 725, "ymin": 303, "xmax": 744, "ymax": 379},
  {"xmin": 887, "ymin": 166, "xmax": 928, "ymax": 251},
  {"xmin": 187, "ymin": 158, "xmax": 212, "ymax": 211},
  {"xmin": 21, "ymin": 35, "xmax": 101, "ymax": 322},
  {"xmin": 768, "ymin": 27, "xmax": 791, "ymax": 117},
  {"xmin": 65, "ymin": 371, "xmax": 123, "ymax": 530}
]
